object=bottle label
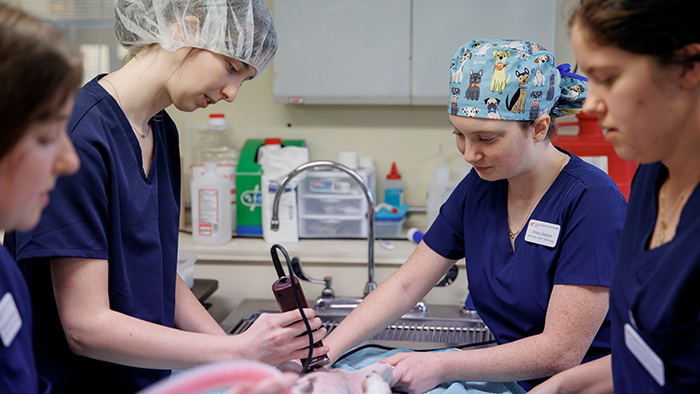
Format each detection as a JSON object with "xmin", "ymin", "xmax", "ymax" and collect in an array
[
  {"xmin": 191, "ymin": 164, "xmax": 236, "ymax": 226},
  {"xmin": 190, "ymin": 164, "xmax": 236, "ymax": 196},
  {"xmin": 385, "ymin": 189, "xmax": 403, "ymax": 206},
  {"xmin": 310, "ymin": 180, "xmax": 351, "ymax": 194},
  {"xmin": 196, "ymin": 189, "xmax": 220, "ymax": 237}
]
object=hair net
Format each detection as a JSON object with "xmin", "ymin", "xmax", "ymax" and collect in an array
[
  {"xmin": 448, "ymin": 39, "xmax": 588, "ymax": 120},
  {"xmin": 114, "ymin": 0, "xmax": 277, "ymax": 76}
]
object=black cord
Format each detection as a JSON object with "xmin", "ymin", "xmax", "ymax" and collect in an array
[
  {"xmin": 270, "ymin": 244, "xmax": 314, "ymax": 375},
  {"xmin": 270, "ymin": 245, "xmax": 286, "ymax": 279}
]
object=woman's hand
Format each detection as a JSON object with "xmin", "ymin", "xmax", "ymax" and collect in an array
[
  {"xmin": 237, "ymin": 308, "xmax": 328, "ymax": 366},
  {"xmin": 528, "ymin": 356, "xmax": 613, "ymax": 394},
  {"xmin": 527, "ymin": 374, "xmax": 564, "ymax": 394},
  {"xmin": 381, "ymin": 352, "xmax": 443, "ymax": 394}
]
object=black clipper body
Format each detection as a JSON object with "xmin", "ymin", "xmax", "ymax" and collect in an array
[{"xmin": 271, "ymin": 258, "xmax": 330, "ymax": 370}]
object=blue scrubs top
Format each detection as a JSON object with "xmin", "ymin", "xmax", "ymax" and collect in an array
[
  {"xmin": 0, "ymin": 245, "xmax": 49, "ymax": 394},
  {"xmin": 610, "ymin": 163, "xmax": 700, "ymax": 392},
  {"xmin": 4, "ymin": 75, "xmax": 181, "ymax": 393},
  {"xmin": 423, "ymin": 150, "xmax": 627, "ymax": 390}
]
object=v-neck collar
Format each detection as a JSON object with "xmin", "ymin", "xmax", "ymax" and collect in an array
[
  {"xmin": 498, "ymin": 154, "xmax": 571, "ymax": 255},
  {"xmin": 642, "ymin": 164, "xmax": 700, "ymax": 253},
  {"xmin": 93, "ymin": 75, "xmax": 158, "ymax": 184}
]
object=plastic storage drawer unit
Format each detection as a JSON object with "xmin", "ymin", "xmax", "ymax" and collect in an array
[{"xmin": 298, "ymin": 168, "xmax": 371, "ymax": 238}]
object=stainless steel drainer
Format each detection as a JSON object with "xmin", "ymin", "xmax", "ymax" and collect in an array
[{"xmin": 228, "ymin": 312, "xmax": 495, "ymax": 348}]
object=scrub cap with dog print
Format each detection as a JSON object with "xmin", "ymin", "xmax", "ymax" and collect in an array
[{"xmin": 448, "ymin": 39, "xmax": 587, "ymax": 120}]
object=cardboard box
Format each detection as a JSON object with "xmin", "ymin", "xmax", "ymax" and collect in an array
[{"xmin": 236, "ymin": 139, "xmax": 306, "ymax": 236}]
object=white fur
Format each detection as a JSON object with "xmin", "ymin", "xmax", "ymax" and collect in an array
[
  {"xmin": 463, "ymin": 107, "xmax": 480, "ymax": 117},
  {"xmin": 474, "ymin": 43, "xmax": 491, "ymax": 56},
  {"xmin": 533, "ymin": 69, "xmax": 546, "ymax": 86},
  {"xmin": 452, "ymin": 65, "xmax": 464, "ymax": 84},
  {"xmin": 504, "ymin": 42, "xmax": 525, "ymax": 51}
]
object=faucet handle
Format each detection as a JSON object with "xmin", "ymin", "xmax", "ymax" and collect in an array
[
  {"xmin": 435, "ymin": 264, "xmax": 459, "ymax": 287},
  {"xmin": 291, "ymin": 257, "xmax": 326, "ymax": 286},
  {"xmin": 291, "ymin": 257, "xmax": 335, "ymax": 299}
]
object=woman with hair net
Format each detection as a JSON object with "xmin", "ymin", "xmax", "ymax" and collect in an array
[{"xmin": 4, "ymin": 1, "xmax": 327, "ymax": 393}]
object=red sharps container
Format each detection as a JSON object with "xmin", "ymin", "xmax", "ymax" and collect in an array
[{"xmin": 554, "ymin": 112, "xmax": 637, "ymax": 200}]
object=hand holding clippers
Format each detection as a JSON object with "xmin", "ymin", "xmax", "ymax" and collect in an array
[{"xmin": 270, "ymin": 244, "xmax": 330, "ymax": 373}]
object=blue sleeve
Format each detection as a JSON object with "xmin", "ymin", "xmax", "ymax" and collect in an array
[
  {"xmin": 14, "ymin": 132, "xmax": 110, "ymax": 261},
  {"xmin": 554, "ymin": 183, "xmax": 627, "ymax": 286}
]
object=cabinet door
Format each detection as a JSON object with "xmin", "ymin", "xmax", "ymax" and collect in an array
[
  {"xmin": 412, "ymin": 0, "xmax": 556, "ymax": 105},
  {"xmin": 272, "ymin": 0, "xmax": 411, "ymax": 105}
]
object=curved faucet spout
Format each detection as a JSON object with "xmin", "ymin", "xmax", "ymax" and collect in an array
[{"xmin": 271, "ymin": 160, "xmax": 376, "ymax": 296}]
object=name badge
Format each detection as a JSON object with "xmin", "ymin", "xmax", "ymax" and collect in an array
[
  {"xmin": 0, "ymin": 292, "xmax": 22, "ymax": 347},
  {"xmin": 524, "ymin": 219, "xmax": 560, "ymax": 247},
  {"xmin": 625, "ymin": 323, "xmax": 665, "ymax": 387}
]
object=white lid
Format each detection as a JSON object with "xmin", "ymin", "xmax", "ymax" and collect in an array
[
  {"xmin": 336, "ymin": 150, "xmax": 358, "ymax": 169},
  {"xmin": 407, "ymin": 227, "xmax": 425, "ymax": 243},
  {"xmin": 358, "ymin": 156, "xmax": 374, "ymax": 169},
  {"xmin": 208, "ymin": 114, "xmax": 227, "ymax": 130}
]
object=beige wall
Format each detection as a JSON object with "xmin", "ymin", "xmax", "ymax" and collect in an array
[
  {"xmin": 173, "ymin": 0, "xmax": 581, "ymax": 212},
  {"xmin": 180, "ymin": 0, "xmax": 584, "ymax": 319}
]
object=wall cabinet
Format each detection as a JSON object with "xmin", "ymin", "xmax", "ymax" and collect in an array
[{"xmin": 273, "ymin": 0, "xmax": 556, "ymax": 105}]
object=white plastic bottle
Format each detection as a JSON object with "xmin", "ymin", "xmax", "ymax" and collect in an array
[
  {"xmin": 358, "ymin": 156, "xmax": 377, "ymax": 199},
  {"xmin": 426, "ymin": 145, "xmax": 458, "ymax": 229},
  {"xmin": 190, "ymin": 114, "xmax": 238, "ymax": 231},
  {"xmin": 384, "ymin": 162, "xmax": 404, "ymax": 206},
  {"xmin": 256, "ymin": 137, "xmax": 282, "ymax": 163},
  {"xmin": 191, "ymin": 162, "xmax": 232, "ymax": 245}
]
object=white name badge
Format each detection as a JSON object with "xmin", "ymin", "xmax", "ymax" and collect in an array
[
  {"xmin": 524, "ymin": 219, "xmax": 561, "ymax": 248},
  {"xmin": 625, "ymin": 323, "xmax": 665, "ymax": 387},
  {"xmin": 0, "ymin": 292, "xmax": 22, "ymax": 347}
]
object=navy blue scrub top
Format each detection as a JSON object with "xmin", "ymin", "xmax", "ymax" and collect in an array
[
  {"xmin": 0, "ymin": 245, "xmax": 49, "ymax": 394},
  {"xmin": 423, "ymin": 150, "xmax": 627, "ymax": 390},
  {"xmin": 4, "ymin": 75, "xmax": 181, "ymax": 393},
  {"xmin": 610, "ymin": 163, "xmax": 700, "ymax": 392}
]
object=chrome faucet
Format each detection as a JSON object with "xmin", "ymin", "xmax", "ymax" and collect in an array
[{"xmin": 270, "ymin": 160, "xmax": 377, "ymax": 296}]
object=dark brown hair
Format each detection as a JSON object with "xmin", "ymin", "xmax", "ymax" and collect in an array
[
  {"xmin": 570, "ymin": 0, "xmax": 700, "ymax": 65},
  {"xmin": 0, "ymin": 4, "xmax": 83, "ymax": 159}
]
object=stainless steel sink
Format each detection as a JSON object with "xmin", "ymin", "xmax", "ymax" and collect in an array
[{"xmin": 221, "ymin": 299, "xmax": 495, "ymax": 350}]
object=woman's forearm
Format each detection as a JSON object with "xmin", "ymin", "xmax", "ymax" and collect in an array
[
  {"xmin": 324, "ymin": 242, "xmax": 455, "ymax": 362},
  {"xmin": 437, "ymin": 285, "xmax": 610, "ymax": 384},
  {"xmin": 63, "ymin": 306, "xmax": 245, "ymax": 370},
  {"xmin": 173, "ymin": 275, "xmax": 226, "ymax": 336}
]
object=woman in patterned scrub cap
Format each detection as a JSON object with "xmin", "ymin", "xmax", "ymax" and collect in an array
[{"xmin": 324, "ymin": 38, "xmax": 628, "ymax": 393}]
